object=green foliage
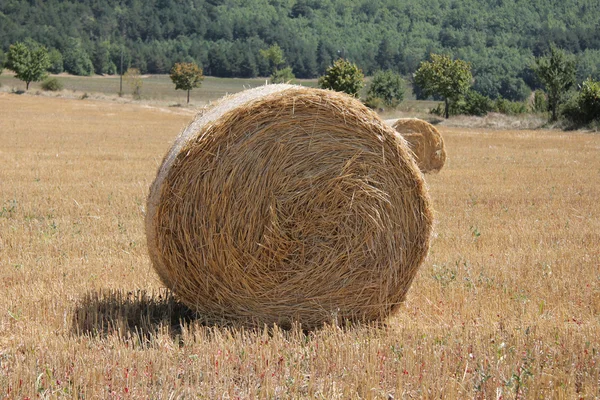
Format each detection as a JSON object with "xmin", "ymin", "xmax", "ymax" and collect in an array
[
  {"xmin": 364, "ymin": 95, "xmax": 386, "ymax": 111},
  {"xmin": 41, "ymin": 77, "xmax": 63, "ymax": 91},
  {"xmin": 455, "ymin": 90, "xmax": 493, "ymax": 116},
  {"xmin": 92, "ymin": 41, "xmax": 115, "ymax": 75},
  {"xmin": 47, "ymin": 49, "xmax": 63, "ymax": 74},
  {"xmin": 531, "ymin": 90, "xmax": 548, "ymax": 114},
  {"xmin": 0, "ymin": 0, "xmax": 599, "ymax": 87},
  {"xmin": 5, "ymin": 40, "xmax": 50, "ymax": 90},
  {"xmin": 318, "ymin": 59, "xmax": 364, "ymax": 97},
  {"xmin": 260, "ymin": 44, "xmax": 286, "ymax": 75},
  {"xmin": 578, "ymin": 78, "xmax": 600, "ymax": 122},
  {"xmin": 533, "ymin": 45, "xmax": 576, "ymax": 122},
  {"xmin": 493, "ymin": 97, "xmax": 528, "ymax": 115},
  {"xmin": 0, "ymin": 49, "xmax": 4, "ymax": 75},
  {"xmin": 270, "ymin": 66, "xmax": 295, "ymax": 84},
  {"xmin": 561, "ymin": 78, "xmax": 600, "ymax": 125},
  {"xmin": 367, "ymin": 70, "xmax": 405, "ymax": 107},
  {"xmin": 169, "ymin": 62, "xmax": 204, "ymax": 103},
  {"xmin": 414, "ymin": 54, "xmax": 472, "ymax": 118},
  {"xmin": 63, "ymin": 38, "xmax": 94, "ymax": 76}
]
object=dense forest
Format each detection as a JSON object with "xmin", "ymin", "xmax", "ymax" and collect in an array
[{"xmin": 2, "ymin": 0, "xmax": 600, "ymax": 100}]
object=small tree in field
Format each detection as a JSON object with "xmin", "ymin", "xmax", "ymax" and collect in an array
[
  {"xmin": 414, "ymin": 54, "xmax": 472, "ymax": 118},
  {"xmin": 170, "ymin": 62, "xmax": 204, "ymax": 104},
  {"xmin": 533, "ymin": 45, "xmax": 576, "ymax": 122},
  {"xmin": 124, "ymin": 68, "xmax": 143, "ymax": 99},
  {"xmin": 318, "ymin": 58, "xmax": 364, "ymax": 97},
  {"xmin": 368, "ymin": 70, "xmax": 405, "ymax": 107},
  {"xmin": 5, "ymin": 40, "xmax": 51, "ymax": 90}
]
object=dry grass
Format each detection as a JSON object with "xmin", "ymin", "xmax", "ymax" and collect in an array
[
  {"xmin": 147, "ymin": 85, "xmax": 433, "ymax": 329},
  {"xmin": 0, "ymin": 92, "xmax": 599, "ymax": 398}
]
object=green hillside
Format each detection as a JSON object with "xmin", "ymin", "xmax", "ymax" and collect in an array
[{"xmin": 2, "ymin": 0, "xmax": 600, "ymax": 100}]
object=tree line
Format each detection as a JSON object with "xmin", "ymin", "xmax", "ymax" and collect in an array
[
  {"xmin": 3, "ymin": 37, "xmax": 599, "ymax": 126},
  {"xmin": 2, "ymin": 0, "xmax": 600, "ymax": 102}
]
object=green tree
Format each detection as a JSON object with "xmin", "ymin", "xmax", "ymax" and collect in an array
[
  {"xmin": 367, "ymin": 70, "xmax": 405, "ymax": 107},
  {"xmin": 414, "ymin": 54, "xmax": 472, "ymax": 119},
  {"xmin": 5, "ymin": 40, "xmax": 50, "ymax": 90},
  {"xmin": 63, "ymin": 38, "xmax": 94, "ymax": 76},
  {"xmin": 47, "ymin": 48, "xmax": 64, "ymax": 74},
  {"xmin": 0, "ymin": 49, "xmax": 4, "ymax": 75},
  {"xmin": 260, "ymin": 44, "xmax": 286, "ymax": 75},
  {"xmin": 533, "ymin": 45, "xmax": 576, "ymax": 122},
  {"xmin": 318, "ymin": 58, "xmax": 364, "ymax": 97},
  {"xmin": 562, "ymin": 78, "xmax": 600, "ymax": 125},
  {"xmin": 270, "ymin": 66, "xmax": 295, "ymax": 83},
  {"xmin": 169, "ymin": 62, "xmax": 204, "ymax": 104}
]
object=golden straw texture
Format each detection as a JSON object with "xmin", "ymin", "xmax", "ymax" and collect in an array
[
  {"xmin": 392, "ymin": 118, "xmax": 446, "ymax": 173},
  {"xmin": 146, "ymin": 85, "xmax": 433, "ymax": 329}
]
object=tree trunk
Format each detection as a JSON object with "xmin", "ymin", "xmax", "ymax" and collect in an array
[
  {"xmin": 26, "ymin": 81, "xmax": 30, "ymax": 90},
  {"xmin": 444, "ymin": 98, "xmax": 449, "ymax": 119},
  {"xmin": 187, "ymin": 89, "xmax": 190, "ymax": 104}
]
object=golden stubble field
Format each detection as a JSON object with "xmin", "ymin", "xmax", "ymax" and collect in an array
[{"xmin": 0, "ymin": 92, "xmax": 599, "ymax": 399}]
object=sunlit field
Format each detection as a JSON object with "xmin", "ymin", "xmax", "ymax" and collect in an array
[{"xmin": 0, "ymin": 92, "xmax": 598, "ymax": 398}]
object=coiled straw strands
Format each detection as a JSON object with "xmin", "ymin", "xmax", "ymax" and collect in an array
[
  {"xmin": 392, "ymin": 118, "xmax": 446, "ymax": 173},
  {"xmin": 146, "ymin": 85, "xmax": 433, "ymax": 329}
]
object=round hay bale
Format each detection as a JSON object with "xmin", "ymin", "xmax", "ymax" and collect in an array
[
  {"xmin": 146, "ymin": 84, "xmax": 433, "ymax": 329},
  {"xmin": 391, "ymin": 118, "xmax": 446, "ymax": 173}
]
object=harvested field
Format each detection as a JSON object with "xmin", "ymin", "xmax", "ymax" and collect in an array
[{"xmin": 0, "ymin": 92, "xmax": 599, "ymax": 398}]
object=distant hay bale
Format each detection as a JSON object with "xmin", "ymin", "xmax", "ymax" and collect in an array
[
  {"xmin": 146, "ymin": 84, "xmax": 433, "ymax": 329},
  {"xmin": 392, "ymin": 118, "xmax": 446, "ymax": 173}
]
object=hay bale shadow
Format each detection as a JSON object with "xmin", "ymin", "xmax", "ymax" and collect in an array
[{"xmin": 72, "ymin": 289, "xmax": 198, "ymax": 343}]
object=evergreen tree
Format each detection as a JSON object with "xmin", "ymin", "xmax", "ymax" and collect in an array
[
  {"xmin": 63, "ymin": 38, "xmax": 94, "ymax": 76},
  {"xmin": 47, "ymin": 48, "xmax": 64, "ymax": 74},
  {"xmin": 533, "ymin": 45, "xmax": 576, "ymax": 122}
]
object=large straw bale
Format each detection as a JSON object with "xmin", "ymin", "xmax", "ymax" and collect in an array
[
  {"xmin": 392, "ymin": 118, "xmax": 446, "ymax": 173},
  {"xmin": 146, "ymin": 85, "xmax": 433, "ymax": 329}
]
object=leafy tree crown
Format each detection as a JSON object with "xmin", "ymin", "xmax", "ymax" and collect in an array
[
  {"xmin": 368, "ymin": 70, "xmax": 405, "ymax": 107},
  {"xmin": 169, "ymin": 62, "xmax": 204, "ymax": 91},
  {"xmin": 5, "ymin": 40, "xmax": 50, "ymax": 89},
  {"xmin": 414, "ymin": 54, "xmax": 472, "ymax": 101},
  {"xmin": 318, "ymin": 58, "xmax": 364, "ymax": 97},
  {"xmin": 414, "ymin": 54, "xmax": 472, "ymax": 118}
]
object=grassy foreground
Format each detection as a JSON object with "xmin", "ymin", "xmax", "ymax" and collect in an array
[{"xmin": 0, "ymin": 92, "xmax": 599, "ymax": 398}]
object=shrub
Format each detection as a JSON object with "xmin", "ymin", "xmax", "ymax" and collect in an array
[
  {"xmin": 561, "ymin": 78, "xmax": 600, "ymax": 125},
  {"xmin": 41, "ymin": 77, "xmax": 63, "ymax": 91},
  {"xmin": 367, "ymin": 70, "xmax": 405, "ymax": 107},
  {"xmin": 363, "ymin": 95, "xmax": 386, "ymax": 111},
  {"xmin": 531, "ymin": 90, "xmax": 547, "ymax": 113},
  {"xmin": 493, "ymin": 97, "xmax": 528, "ymax": 115},
  {"xmin": 270, "ymin": 66, "xmax": 295, "ymax": 84},
  {"xmin": 577, "ymin": 78, "xmax": 600, "ymax": 122},
  {"xmin": 430, "ymin": 90, "xmax": 492, "ymax": 117},
  {"xmin": 457, "ymin": 90, "xmax": 493, "ymax": 116},
  {"xmin": 318, "ymin": 58, "xmax": 364, "ymax": 97}
]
